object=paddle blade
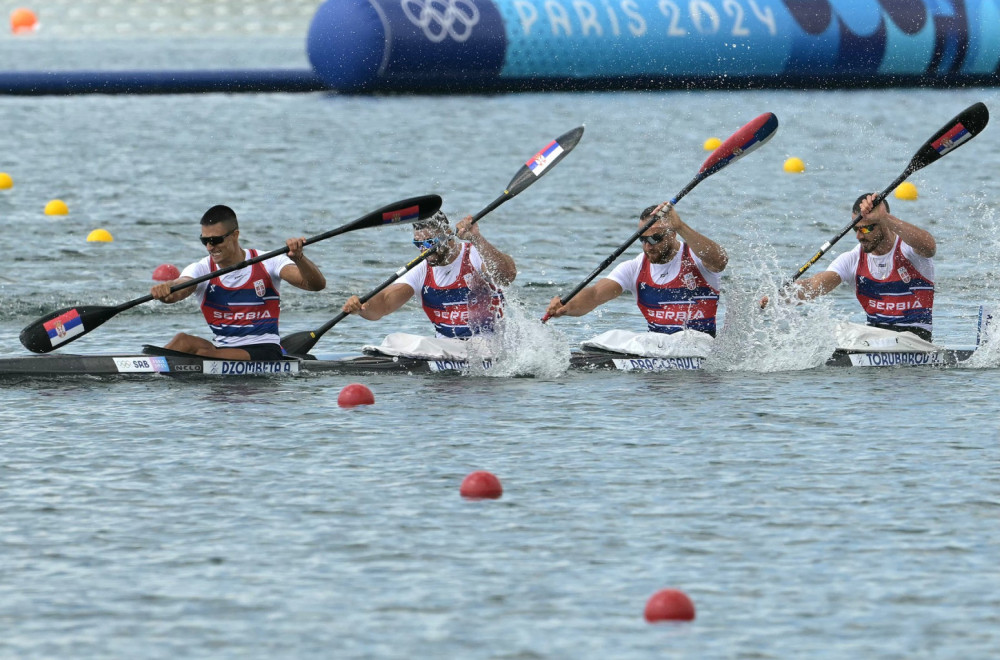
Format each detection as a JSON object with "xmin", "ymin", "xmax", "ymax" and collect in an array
[
  {"xmin": 318, "ymin": 194, "xmax": 443, "ymax": 241},
  {"xmin": 20, "ymin": 305, "xmax": 120, "ymax": 353},
  {"xmin": 907, "ymin": 101, "xmax": 989, "ymax": 172},
  {"xmin": 503, "ymin": 126, "xmax": 585, "ymax": 198},
  {"xmin": 700, "ymin": 113, "xmax": 779, "ymax": 177},
  {"xmin": 281, "ymin": 330, "xmax": 316, "ymax": 356}
]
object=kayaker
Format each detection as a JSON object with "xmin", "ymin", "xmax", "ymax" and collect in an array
[
  {"xmin": 150, "ymin": 204, "xmax": 327, "ymax": 360},
  {"xmin": 341, "ymin": 211, "xmax": 516, "ymax": 338},
  {"xmin": 544, "ymin": 202, "xmax": 728, "ymax": 336},
  {"xmin": 762, "ymin": 193, "xmax": 936, "ymax": 341}
]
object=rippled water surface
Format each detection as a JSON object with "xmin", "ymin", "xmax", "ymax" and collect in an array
[{"xmin": 1, "ymin": 22, "xmax": 999, "ymax": 659}]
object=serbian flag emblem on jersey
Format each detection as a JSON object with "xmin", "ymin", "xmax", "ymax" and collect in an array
[
  {"xmin": 383, "ymin": 205, "xmax": 420, "ymax": 224},
  {"xmin": 527, "ymin": 140, "xmax": 564, "ymax": 176},
  {"xmin": 931, "ymin": 123, "xmax": 972, "ymax": 156},
  {"xmin": 43, "ymin": 309, "xmax": 84, "ymax": 346}
]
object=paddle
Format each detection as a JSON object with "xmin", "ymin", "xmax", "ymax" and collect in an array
[
  {"xmin": 542, "ymin": 112, "xmax": 779, "ymax": 322},
  {"xmin": 788, "ymin": 101, "xmax": 989, "ymax": 282},
  {"xmin": 281, "ymin": 125, "xmax": 586, "ymax": 356},
  {"xmin": 19, "ymin": 194, "xmax": 443, "ymax": 353}
]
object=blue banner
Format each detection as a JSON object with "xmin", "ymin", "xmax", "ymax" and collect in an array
[{"xmin": 306, "ymin": 0, "xmax": 1000, "ymax": 91}]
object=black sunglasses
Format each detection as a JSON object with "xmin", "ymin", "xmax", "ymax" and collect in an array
[
  {"xmin": 200, "ymin": 228, "xmax": 236, "ymax": 246},
  {"xmin": 639, "ymin": 232, "xmax": 669, "ymax": 246},
  {"xmin": 854, "ymin": 223, "xmax": 878, "ymax": 235}
]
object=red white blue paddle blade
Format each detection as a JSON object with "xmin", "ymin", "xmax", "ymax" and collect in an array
[
  {"xmin": 700, "ymin": 112, "xmax": 779, "ymax": 177},
  {"xmin": 909, "ymin": 101, "xmax": 989, "ymax": 169},
  {"xmin": 505, "ymin": 125, "xmax": 585, "ymax": 197}
]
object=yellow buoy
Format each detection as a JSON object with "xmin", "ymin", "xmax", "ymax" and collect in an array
[
  {"xmin": 703, "ymin": 137, "xmax": 722, "ymax": 151},
  {"xmin": 0, "ymin": 172, "xmax": 12, "ymax": 189},
  {"xmin": 44, "ymin": 199, "xmax": 68, "ymax": 215},
  {"xmin": 86, "ymin": 228, "xmax": 113, "ymax": 242},
  {"xmin": 895, "ymin": 181, "xmax": 918, "ymax": 201},
  {"xmin": 783, "ymin": 157, "xmax": 806, "ymax": 174}
]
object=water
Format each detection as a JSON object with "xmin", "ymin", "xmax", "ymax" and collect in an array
[{"xmin": 2, "ymin": 20, "xmax": 1000, "ymax": 659}]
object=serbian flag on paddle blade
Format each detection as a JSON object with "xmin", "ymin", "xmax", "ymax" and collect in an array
[
  {"xmin": 383, "ymin": 205, "xmax": 420, "ymax": 224},
  {"xmin": 931, "ymin": 123, "xmax": 972, "ymax": 156},
  {"xmin": 44, "ymin": 309, "xmax": 84, "ymax": 346},
  {"xmin": 526, "ymin": 140, "xmax": 564, "ymax": 176}
]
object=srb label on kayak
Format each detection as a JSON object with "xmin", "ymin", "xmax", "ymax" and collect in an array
[
  {"xmin": 612, "ymin": 357, "xmax": 703, "ymax": 371},
  {"xmin": 203, "ymin": 360, "xmax": 300, "ymax": 375},
  {"xmin": 114, "ymin": 357, "xmax": 171, "ymax": 373}
]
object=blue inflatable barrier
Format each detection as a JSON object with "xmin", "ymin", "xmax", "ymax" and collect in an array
[{"xmin": 306, "ymin": 0, "xmax": 1000, "ymax": 92}]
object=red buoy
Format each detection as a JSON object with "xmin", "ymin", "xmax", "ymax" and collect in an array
[
  {"xmin": 152, "ymin": 264, "xmax": 180, "ymax": 281},
  {"xmin": 338, "ymin": 383, "xmax": 375, "ymax": 407},
  {"xmin": 460, "ymin": 471, "xmax": 503, "ymax": 499},
  {"xmin": 644, "ymin": 589, "xmax": 695, "ymax": 622}
]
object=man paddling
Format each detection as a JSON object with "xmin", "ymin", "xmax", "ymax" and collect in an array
[
  {"xmin": 151, "ymin": 204, "xmax": 326, "ymax": 360},
  {"xmin": 544, "ymin": 203, "xmax": 728, "ymax": 336},
  {"xmin": 761, "ymin": 193, "xmax": 936, "ymax": 341},
  {"xmin": 341, "ymin": 211, "xmax": 516, "ymax": 337}
]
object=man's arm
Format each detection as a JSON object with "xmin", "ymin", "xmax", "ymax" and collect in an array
[
  {"xmin": 884, "ymin": 214, "xmax": 936, "ymax": 258},
  {"xmin": 662, "ymin": 205, "xmax": 728, "ymax": 272},
  {"xmin": 545, "ymin": 278, "xmax": 624, "ymax": 318},
  {"xmin": 456, "ymin": 216, "xmax": 517, "ymax": 285},
  {"xmin": 151, "ymin": 277, "xmax": 195, "ymax": 304},
  {"xmin": 342, "ymin": 282, "xmax": 414, "ymax": 321},
  {"xmin": 279, "ymin": 237, "xmax": 327, "ymax": 291},
  {"xmin": 794, "ymin": 270, "xmax": 843, "ymax": 300},
  {"xmin": 860, "ymin": 194, "xmax": 935, "ymax": 258},
  {"xmin": 760, "ymin": 271, "xmax": 842, "ymax": 309}
]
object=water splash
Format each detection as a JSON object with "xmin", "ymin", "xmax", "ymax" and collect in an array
[
  {"xmin": 465, "ymin": 291, "xmax": 571, "ymax": 378},
  {"xmin": 959, "ymin": 197, "xmax": 1000, "ymax": 369},
  {"xmin": 708, "ymin": 246, "xmax": 838, "ymax": 372}
]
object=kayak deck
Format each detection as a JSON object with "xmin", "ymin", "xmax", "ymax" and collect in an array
[{"xmin": 0, "ymin": 345, "xmax": 977, "ymax": 378}]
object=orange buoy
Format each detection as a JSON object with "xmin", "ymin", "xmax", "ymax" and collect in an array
[
  {"xmin": 460, "ymin": 471, "xmax": 503, "ymax": 499},
  {"xmin": 152, "ymin": 264, "xmax": 180, "ymax": 281},
  {"xmin": 10, "ymin": 8, "xmax": 38, "ymax": 34},
  {"xmin": 338, "ymin": 383, "xmax": 375, "ymax": 407},
  {"xmin": 644, "ymin": 588, "xmax": 695, "ymax": 622}
]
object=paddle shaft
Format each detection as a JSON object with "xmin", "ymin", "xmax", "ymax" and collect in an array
[
  {"xmin": 541, "ymin": 112, "xmax": 779, "ymax": 323},
  {"xmin": 281, "ymin": 126, "xmax": 586, "ymax": 355},
  {"xmin": 282, "ymin": 212, "xmax": 500, "ymax": 354},
  {"xmin": 28, "ymin": 236, "xmax": 326, "ymax": 328},
  {"xmin": 299, "ymin": 244, "xmax": 443, "ymax": 347},
  {"xmin": 121, "ymin": 216, "xmax": 422, "ymax": 314},
  {"xmin": 789, "ymin": 168, "xmax": 911, "ymax": 282},
  {"xmin": 789, "ymin": 101, "xmax": 989, "ymax": 282},
  {"xmin": 549, "ymin": 183, "xmax": 698, "ymax": 311},
  {"xmin": 20, "ymin": 194, "xmax": 443, "ymax": 353}
]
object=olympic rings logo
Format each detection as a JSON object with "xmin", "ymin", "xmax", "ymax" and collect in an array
[{"xmin": 401, "ymin": 0, "xmax": 479, "ymax": 43}]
